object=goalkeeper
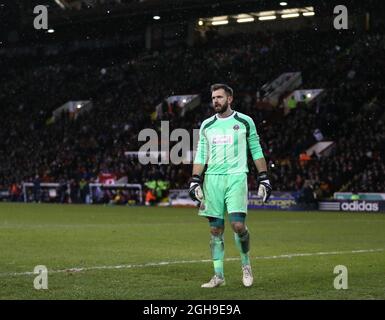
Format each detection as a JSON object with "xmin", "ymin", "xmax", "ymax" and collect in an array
[{"xmin": 189, "ymin": 84, "xmax": 272, "ymax": 288}]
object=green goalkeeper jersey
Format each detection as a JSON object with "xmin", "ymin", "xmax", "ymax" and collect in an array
[{"xmin": 194, "ymin": 111, "xmax": 264, "ymax": 174}]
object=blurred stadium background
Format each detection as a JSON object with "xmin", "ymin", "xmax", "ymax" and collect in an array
[{"xmin": 0, "ymin": 0, "xmax": 385, "ymax": 299}]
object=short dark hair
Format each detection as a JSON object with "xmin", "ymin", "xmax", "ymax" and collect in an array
[{"xmin": 210, "ymin": 83, "xmax": 233, "ymax": 97}]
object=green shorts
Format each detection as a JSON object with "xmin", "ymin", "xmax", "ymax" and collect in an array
[{"xmin": 198, "ymin": 173, "xmax": 248, "ymax": 219}]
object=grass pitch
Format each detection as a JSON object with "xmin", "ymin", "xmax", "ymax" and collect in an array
[{"xmin": 0, "ymin": 203, "xmax": 384, "ymax": 300}]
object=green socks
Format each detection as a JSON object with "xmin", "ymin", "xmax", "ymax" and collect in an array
[
  {"xmin": 210, "ymin": 234, "xmax": 225, "ymax": 278},
  {"xmin": 234, "ymin": 229, "xmax": 250, "ymax": 266},
  {"xmin": 210, "ymin": 229, "xmax": 250, "ymax": 278}
]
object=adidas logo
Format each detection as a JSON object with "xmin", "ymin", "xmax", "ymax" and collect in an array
[{"xmin": 341, "ymin": 201, "xmax": 379, "ymax": 212}]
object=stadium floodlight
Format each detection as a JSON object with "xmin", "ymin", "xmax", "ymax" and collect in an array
[
  {"xmin": 258, "ymin": 10, "xmax": 276, "ymax": 16},
  {"xmin": 47, "ymin": 29, "xmax": 55, "ymax": 33},
  {"xmin": 153, "ymin": 15, "xmax": 161, "ymax": 20},
  {"xmin": 237, "ymin": 17, "xmax": 255, "ymax": 23},
  {"xmin": 258, "ymin": 15, "xmax": 277, "ymax": 21},
  {"xmin": 280, "ymin": 2, "xmax": 288, "ymax": 6},
  {"xmin": 303, "ymin": 12, "xmax": 315, "ymax": 16},
  {"xmin": 77, "ymin": 104, "xmax": 82, "ymax": 109},
  {"xmin": 198, "ymin": 20, "xmax": 203, "ymax": 26},
  {"xmin": 211, "ymin": 20, "xmax": 229, "ymax": 26},
  {"xmin": 54, "ymin": 0, "xmax": 66, "ymax": 9},
  {"xmin": 281, "ymin": 13, "xmax": 300, "ymax": 18}
]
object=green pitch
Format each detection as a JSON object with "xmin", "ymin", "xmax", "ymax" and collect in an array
[{"xmin": 0, "ymin": 203, "xmax": 384, "ymax": 300}]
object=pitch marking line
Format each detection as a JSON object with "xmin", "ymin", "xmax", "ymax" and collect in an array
[{"xmin": 1, "ymin": 248, "xmax": 383, "ymax": 277}]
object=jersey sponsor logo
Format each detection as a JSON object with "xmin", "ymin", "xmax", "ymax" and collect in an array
[{"xmin": 211, "ymin": 135, "xmax": 233, "ymax": 145}]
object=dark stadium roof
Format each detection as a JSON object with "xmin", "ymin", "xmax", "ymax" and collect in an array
[
  {"xmin": 7, "ymin": 0, "xmax": 382, "ymax": 25},
  {"xmin": 1, "ymin": 0, "xmax": 382, "ymax": 46}
]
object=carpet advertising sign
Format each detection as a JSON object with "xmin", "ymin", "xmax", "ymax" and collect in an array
[
  {"xmin": 169, "ymin": 190, "xmax": 302, "ymax": 210},
  {"xmin": 248, "ymin": 191, "xmax": 302, "ymax": 210}
]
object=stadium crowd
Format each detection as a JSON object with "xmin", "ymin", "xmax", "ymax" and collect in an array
[{"xmin": 1, "ymin": 28, "xmax": 384, "ymax": 203}]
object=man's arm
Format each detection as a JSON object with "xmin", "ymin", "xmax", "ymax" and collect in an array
[
  {"xmin": 192, "ymin": 163, "xmax": 205, "ymax": 177},
  {"xmin": 246, "ymin": 116, "xmax": 272, "ymax": 202},
  {"xmin": 189, "ymin": 124, "xmax": 208, "ymax": 201},
  {"xmin": 254, "ymin": 157, "xmax": 268, "ymax": 174},
  {"xmin": 254, "ymin": 157, "xmax": 272, "ymax": 202},
  {"xmin": 245, "ymin": 116, "xmax": 264, "ymax": 163},
  {"xmin": 193, "ymin": 123, "xmax": 208, "ymax": 169}
]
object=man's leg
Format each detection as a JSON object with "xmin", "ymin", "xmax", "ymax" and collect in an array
[
  {"xmin": 230, "ymin": 213, "xmax": 253, "ymax": 287},
  {"xmin": 230, "ymin": 213, "xmax": 250, "ymax": 267},
  {"xmin": 209, "ymin": 218, "xmax": 225, "ymax": 279},
  {"xmin": 226, "ymin": 173, "xmax": 253, "ymax": 287},
  {"xmin": 198, "ymin": 175, "xmax": 227, "ymax": 287},
  {"xmin": 201, "ymin": 217, "xmax": 226, "ymax": 288}
]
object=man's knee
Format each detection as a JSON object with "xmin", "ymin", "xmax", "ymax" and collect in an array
[
  {"xmin": 229, "ymin": 212, "xmax": 246, "ymax": 234},
  {"xmin": 210, "ymin": 227, "xmax": 224, "ymax": 236},
  {"xmin": 231, "ymin": 221, "xmax": 246, "ymax": 234},
  {"xmin": 207, "ymin": 217, "xmax": 224, "ymax": 235}
]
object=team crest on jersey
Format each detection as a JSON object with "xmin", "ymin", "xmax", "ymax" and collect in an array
[{"xmin": 233, "ymin": 124, "xmax": 240, "ymax": 130}]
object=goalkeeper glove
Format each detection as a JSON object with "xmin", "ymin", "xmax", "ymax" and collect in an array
[
  {"xmin": 189, "ymin": 175, "xmax": 204, "ymax": 202},
  {"xmin": 256, "ymin": 171, "xmax": 272, "ymax": 203}
]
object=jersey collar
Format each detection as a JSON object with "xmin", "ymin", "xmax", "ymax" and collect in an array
[{"xmin": 215, "ymin": 111, "xmax": 236, "ymax": 121}]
